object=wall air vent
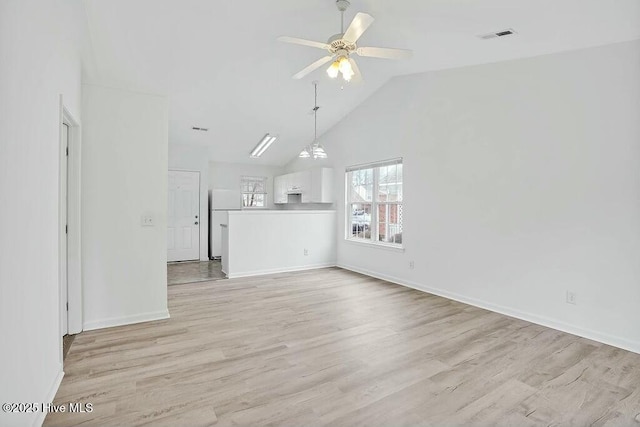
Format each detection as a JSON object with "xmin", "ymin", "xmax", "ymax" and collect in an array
[
  {"xmin": 192, "ymin": 126, "xmax": 209, "ymax": 132},
  {"xmin": 478, "ymin": 28, "xmax": 516, "ymax": 40}
]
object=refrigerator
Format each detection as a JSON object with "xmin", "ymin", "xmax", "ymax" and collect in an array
[{"xmin": 208, "ymin": 189, "xmax": 242, "ymax": 259}]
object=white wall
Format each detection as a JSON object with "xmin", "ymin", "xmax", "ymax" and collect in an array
[
  {"xmin": 315, "ymin": 40, "xmax": 640, "ymax": 353},
  {"xmin": 210, "ymin": 161, "xmax": 284, "ymax": 209},
  {"xmin": 226, "ymin": 211, "xmax": 336, "ymax": 278},
  {"xmin": 285, "ymin": 157, "xmax": 332, "ymax": 174},
  {"xmin": 169, "ymin": 145, "xmax": 209, "ymax": 261},
  {"xmin": 82, "ymin": 84, "xmax": 169, "ymax": 330},
  {"xmin": 0, "ymin": 1, "xmax": 86, "ymax": 425}
]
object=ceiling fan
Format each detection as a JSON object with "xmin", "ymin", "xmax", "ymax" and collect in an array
[{"xmin": 278, "ymin": 0, "xmax": 412, "ymax": 82}]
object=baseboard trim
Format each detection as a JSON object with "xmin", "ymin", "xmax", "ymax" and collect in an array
[
  {"xmin": 32, "ymin": 366, "xmax": 64, "ymax": 427},
  {"xmin": 83, "ymin": 309, "xmax": 170, "ymax": 331},
  {"xmin": 338, "ymin": 263, "xmax": 640, "ymax": 355},
  {"xmin": 227, "ymin": 262, "xmax": 336, "ymax": 279}
]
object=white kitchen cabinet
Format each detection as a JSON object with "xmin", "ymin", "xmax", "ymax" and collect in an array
[
  {"xmin": 273, "ymin": 167, "xmax": 333, "ymax": 204},
  {"xmin": 285, "ymin": 171, "xmax": 309, "ymax": 194},
  {"xmin": 273, "ymin": 175, "xmax": 287, "ymax": 204},
  {"xmin": 298, "ymin": 171, "xmax": 312, "ymax": 202},
  {"xmin": 287, "ymin": 172, "xmax": 300, "ymax": 193},
  {"xmin": 310, "ymin": 167, "xmax": 333, "ymax": 203}
]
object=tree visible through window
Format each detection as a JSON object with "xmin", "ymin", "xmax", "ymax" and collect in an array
[
  {"xmin": 346, "ymin": 159, "xmax": 403, "ymax": 245},
  {"xmin": 241, "ymin": 176, "xmax": 267, "ymax": 208}
]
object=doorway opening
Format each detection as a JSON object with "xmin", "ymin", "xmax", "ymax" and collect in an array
[{"xmin": 59, "ymin": 100, "xmax": 82, "ymax": 363}]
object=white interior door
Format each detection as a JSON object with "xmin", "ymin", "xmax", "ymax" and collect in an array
[
  {"xmin": 168, "ymin": 170, "xmax": 200, "ymax": 262},
  {"xmin": 60, "ymin": 123, "xmax": 69, "ymax": 336}
]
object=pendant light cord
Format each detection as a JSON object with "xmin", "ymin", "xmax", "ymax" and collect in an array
[{"xmin": 314, "ymin": 82, "xmax": 318, "ymax": 142}]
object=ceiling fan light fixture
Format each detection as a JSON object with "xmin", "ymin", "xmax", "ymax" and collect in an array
[
  {"xmin": 339, "ymin": 56, "xmax": 355, "ymax": 81},
  {"xmin": 338, "ymin": 56, "xmax": 351, "ymax": 74},
  {"xmin": 278, "ymin": 1, "xmax": 412, "ymax": 81},
  {"xmin": 327, "ymin": 60, "xmax": 340, "ymax": 78}
]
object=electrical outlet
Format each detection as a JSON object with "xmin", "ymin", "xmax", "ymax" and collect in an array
[
  {"xmin": 141, "ymin": 215, "xmax": 154, "ymax": 227},
  {"xmin": 304, "ymin": 248, "xmax": 309, "ymax": 256},
  {"xmin": 566, "ymin": 291, "xmax": 576, "ymax": 305},
  {"xmin": 409, "ymin": 260, "xmax": 415, "ymax": 270}
]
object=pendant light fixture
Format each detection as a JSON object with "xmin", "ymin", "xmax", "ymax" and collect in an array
[{"xmin": 299, "ymin": 81, "xmax": 328, "ymax": 159}]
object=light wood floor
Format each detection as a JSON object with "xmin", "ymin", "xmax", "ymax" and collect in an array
[
  {"xmin": 46, "ymin": 268, "xmax": 640, "ymax": 426},
  {"xmin": 167, "ymin": 260, "xmax": 225, "ymax": 285}
]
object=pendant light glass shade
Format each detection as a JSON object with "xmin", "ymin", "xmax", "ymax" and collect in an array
[
  {"xmin": 299, "ymin": 146, "xmax": 311, "ymax": 158},
  {"xmin": 312, "ymin": 143, "xmax": 327, "ymax": 159}
]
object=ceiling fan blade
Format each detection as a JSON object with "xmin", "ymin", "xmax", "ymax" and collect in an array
[
  {"xmin": 342, "ymin": 12, "xmax": 374, "ymax": 43},
  {"xmin": 348, "ymin": 58, "xmax": 363, "ymax": 83},
  {"xmin": 356, "ymin": 46, "xmax": 413, "ymax": 60},
  {"xmin": 278, "ymin": 36, "xmax": 329, "ymax": 50},
  {"xmin": 292, "ymin": 56, "xmax": 333, "ymax": 79}
]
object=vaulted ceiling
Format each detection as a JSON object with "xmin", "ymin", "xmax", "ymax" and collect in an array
[{"xmin": 82, "ymin": 0, "xmax": 640, "ymax": 166}]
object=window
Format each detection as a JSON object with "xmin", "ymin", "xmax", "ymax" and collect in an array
[
  {"xmin": 241, "ymin": 176, "xmax": 267, "ymax": 208},
  {"xmin": 346, "ymin": 159, "xmax": 403, "ymax": 246}
]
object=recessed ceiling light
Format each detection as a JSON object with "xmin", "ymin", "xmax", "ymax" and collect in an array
[{"xmin": 250, "ymin": 133, "xmax": 278, "ymax": 158}]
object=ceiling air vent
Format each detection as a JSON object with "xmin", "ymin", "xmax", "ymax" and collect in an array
[
  {"xmin": 478, "ymin": 28, "xmax": 516, "ymax": 40},
  {"xmin": 192, "ymin": 126, "xmax": 209, "ymax": 132}
]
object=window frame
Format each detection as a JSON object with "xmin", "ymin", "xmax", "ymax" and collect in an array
[
  {"xmin": 345, "ymin": 158, "xmax": 403, "ymax": 249},
  {"xmin": 240, "ymin": 175, "xmax": 268, "ymax": 209}
]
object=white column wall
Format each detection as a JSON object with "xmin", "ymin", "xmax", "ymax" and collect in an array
[
  {"xmin": 0, "ymin": 1, "xmax": 85, "ymax": 426},
  {"xmin": 81, "ymin": 84, "xmax": 169, "ymax": 330}
]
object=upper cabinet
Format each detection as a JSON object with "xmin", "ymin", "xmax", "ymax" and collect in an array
[
  {"xmin": 274, "ymin": 167, "xmax": 333, "ymax": 204},
  {"xmin": 292, "ymin": 171, "xmax": 312, "ymax": 202},
  {"xmin": 273, "ymin": 175, "xmax": 287, "ymax": 204},
  {"xmin": 309, "ymin": 167, "xmax": 333, "ymax": 203}
]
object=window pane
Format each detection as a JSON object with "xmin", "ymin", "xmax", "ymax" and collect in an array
[
  {"xmin": 346, "ymin": 160, "xmax": 402, "ymax": 246},
  {"xmin": 378, "ymin": 165, "xmax": 392, "ymax": 185},
  {"xmin": 377, "ymin": 165, "xmax": 388, "ymax": 202},
  {"xmin": 389, "ymin": 183, "xmax": 402, "ymax": 202},
  {"xmin": 241, "ymin": 176, "xmax": 266, "ymax": 193},
  {"xmin": 377, "ymin": 164, "xmax": 402, "ymax": 202},
  {"xmin": 379, "ymin": 182, "xmax": 401, "ymax": 202},
  {"xmin": 242, "ymin": 193, "xmax": 265, "ymax": 207},
  {"xmin": 396, "ymin": 164, "xmax": 403, "ymax": 202},
  {"xmin": 253, "ymin": 194, "xmax": 265, "ymax": 207},
  {"xmin": 378, "ymin": 203, "xmax": 402, "ymax": 244},
  {"xmin": 350, "ymin": 169, "xmax": 373, "ymax": 202},
  {"xmin": 378, "ymin": 203, "xmax": 387, "ymax": 242},
  {"xmin": 350, "ymin": 203, "xmax": 371, "ymax": 240}
]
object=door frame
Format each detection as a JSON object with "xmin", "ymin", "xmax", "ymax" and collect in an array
[
  {"xmin": 168, "ymin": 169, "xmax": 201, "ymax": 262},
  {"xmin": 59, "ymin": 96, "xmax": 82, "ymax": 354}
]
